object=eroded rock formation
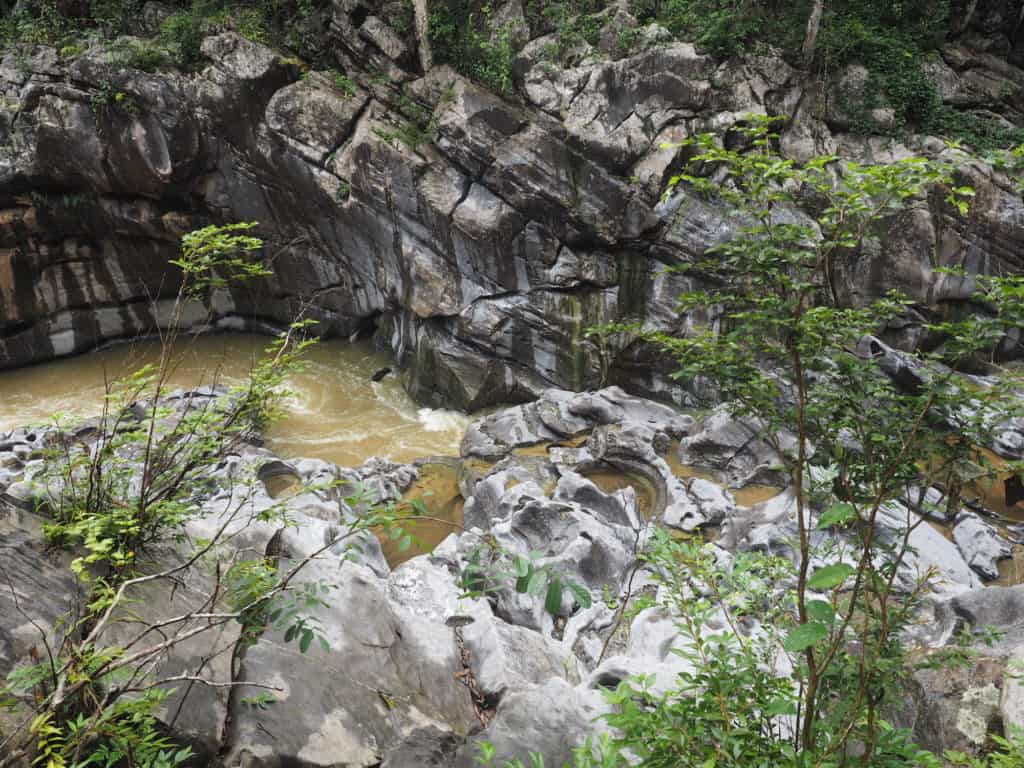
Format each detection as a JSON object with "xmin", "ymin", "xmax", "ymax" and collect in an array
[
  {"xmin": 2, "ymin": 387, "xmax": 1023, "ymax": 766},
  {"xmin": 0, "ymin": 0, "xmax": 1022, "ymax": 409}
]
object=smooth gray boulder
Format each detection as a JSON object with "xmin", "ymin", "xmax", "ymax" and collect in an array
[
  {"xmin": 953, "ymin": 584, "xmax": 1024, "ymax": 637},
  {"xmin": 0, "ymin": 517, "xmax": 78, "ymax": 742},
  {"xmin": 462, "ymin": 614, "xmax": 581, "ymax": 701},
  {"xmin": 461, "ymin": 458, "xmax": 561, "ymax": 531},
  {"xmin": 381, "ymin": 727, "xmax": 461, "ymax": 768},
  {"xmin": 386, "ymin": 555, "xmax": 477, "ymax": 624},
  {"xmin": 1000, "ymin": 643, "xmax": 1024, "ymax": 736},
  {"xmin": 460, "ymin": 387, "xmax": 692, "ymax": 460},
  {"xmin": 877, "ymin": 502, "xmax": 983, "ymax": 596},
  {"xmin": 491, "ymin": 493, "xmax": 635, "ymax": 593},
  {"xmin": 953, "ymin": 512, "xmax": 1013, "ymax": 581},
  {"xmin": 677, "ymin": 409, "xmax": 793, "ymax": 487},
  {"xmin": 95, "ymin": 540, "xmax": 245, "ymax": 758},
  {"xmin": 553, "ymin": 471, "xmax": 641, "ymax": 530},
  {"xmin": 589, "ymin": 605, "xmax": 697, "ymax": 697},
  {"xmin": 452, "ymin": 678, "xmax": 611, "ymax": 768},
  {"xmin": 224, "ymin": 559, "xmax": 477, "ymax": 767}
]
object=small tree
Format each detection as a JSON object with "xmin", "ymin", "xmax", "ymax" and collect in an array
[{"xmin": 575, "ymin": 117, "xmax": 1024, "ymax": 766}]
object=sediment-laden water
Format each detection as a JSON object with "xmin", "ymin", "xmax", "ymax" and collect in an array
[{"xmin": 0, "ymin": 334, "xmax": 468, "ymax": 466}]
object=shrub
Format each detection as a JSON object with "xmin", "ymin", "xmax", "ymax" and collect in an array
[
  {"xmin": 391, "ymin": 0, "xmax": 415, "ymax": 36},
  {"xmin": 428, "ymin": 0, "xmax": 515, "ymax": 95},
  {"xmin": 89, "ymin": 0, "xmax": 142, "ymax": 36},
  {"xmin": 947, "ymin": 728, "xmax": 1024, "ymax": 767},
  {"xmin": 809, "ymin": 0, "xmax": 1024, "ymax": 150},
  {"xmin": 599, "ymin": 534, "xmax": 796, "ymax": 767},
  {"xmin": 541, "ymin": 0, "xmax": 604, "ymax": 61},
  {"xmin": 330, "ymin": 69, "xmax": 357, "ymax": 97},
  {"xmin": 0, "ymin": 0, "xmax": 329, "ymax": 67},
  {"xmin": 622, "ymin": 0, "xmax": 1023, "ymax": 150},
  {"xmin": 108, "ymin": 37, "xmax": 168, "ymax": 71},
  {"xmin": 160, "ymin": 8, "xmax": 206, "ymax": 68},
  {"xmin": 234, "ymin": 6, "xmax": 270, "ymax": 44},
  {"xmin": 58, "ymin": 42, "xmax": 83, "ymax": 58},
  {"xmin": 90, "ymin": 81, "xmax": 140, "ymax": 114},
  {"xmin": 651, "ymin": 0, "xmax": 776, "ymax": 56},
  {"xmin": 457, "ymin": 545, "xmax": 593, "ymax": 618},
  {"xmin": 372, "ymin": 92, "xmax": 439, "ymax": 150},
  {"xmin": 0, "ymin": 0, "xmax": 71, "ymax": 49}
]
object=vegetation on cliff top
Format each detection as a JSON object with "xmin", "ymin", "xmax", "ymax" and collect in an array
[
  {"xmin": 1, "ymin": 0, "xmax": 1021, "ymax": 149},
  {"xmin": 428, "ymin": 0, "xmax": 1024, "ymax": 152},
  {"xmin": 0, "ymin": 0, "xmax": 337, "ymax": 69}
]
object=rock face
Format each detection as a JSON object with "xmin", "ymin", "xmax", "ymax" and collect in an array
[{"xmin": 0, "ymin": 1, "xmax": 1022, "ymax": 410}]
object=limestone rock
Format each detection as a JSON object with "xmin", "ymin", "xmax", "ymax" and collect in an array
[
  {"xmin": 224, "ymin": 559, "xmax": 478, "ymax": 767},
  {"xmin": 1000, "ymin": 643, "xmax": 1024, "ymax": 735},
  {"xmin": 953, "ymin": 583, "xmax": 1024, "ymax": 637},
  {"xmin": 451, "ymin": 679, "xmax": 611, "ymax": 768},
  {"xmin": 462, "ymin": 613, "xmax": 580, "ymax": 701},
  {"xmin": 953, "ymin": 512, "xmax": 1013, "ymax": 580}
]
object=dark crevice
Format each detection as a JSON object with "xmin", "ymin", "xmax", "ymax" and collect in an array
[
  {"xmin": 452, "ymin": 625, "xmax": 494, "ymax": 729},
  {"xmin": 350, "ymin": 4, "xmax": 369, "ymax": 28},
  {"xmin": 319, "ymin": 95, "xmax": 375, "ymax": 168}
]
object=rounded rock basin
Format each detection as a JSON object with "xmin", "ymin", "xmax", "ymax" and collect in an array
[{"xmin": 379, "ymin": 461, "xmax": 465, "ymax": 567}]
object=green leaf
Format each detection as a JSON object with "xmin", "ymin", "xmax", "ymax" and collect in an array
[
  {"xmin": 806, "ymin": 600, "xmax": 835, "ymax": 624},
  {"xmin": 299, "ymin": 628, "xmax": 313, "ymax": 654},
  {"xmin": 783, "ymin": 621, "xmax": 828, "ymax": 652},
  {"xmin": 514, "ymin": 557, "xmax": 529, "ymax": 579},
  {"xmin": 397, "ymin": 534, "xmax": 412, "ymax": 552},
  {"xmin": 545, "ymin": 578, "xmax": 563, "ymax": 616},
  {"xmin": 764, "ymin": 697, "xmax": 797, "ymax": 717},
  {"xmin": 808, "ymin": 563, "xmax": 855, "ymax": 590},
  {"xmin": 567, "ymin": 581, "xmax": 592, "ymax": 610},
  {"xmin": 817, "ymin": 503, "xmax": 857, "ymax": 529}
]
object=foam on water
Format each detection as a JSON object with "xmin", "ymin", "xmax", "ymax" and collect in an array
[{"xmin": 417, "ymin": 407, "xmax": 469, "ymax": 434}]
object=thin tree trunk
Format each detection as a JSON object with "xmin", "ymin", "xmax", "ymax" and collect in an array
[
  {"xmin": 414, "ymin": 0, "xmax": 433, "ymax": 73},
  {"xmin": 802, "ymin": 0, "xmax": 825, "ymax": 67}
]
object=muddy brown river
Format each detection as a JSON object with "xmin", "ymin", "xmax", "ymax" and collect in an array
[
  {"xmin": 3, "ymin": 336, "xmax": 1019, "ymax": 571},
  {"xmin": 0, "ymin": 334, "xmax": 468, "ymax": 466}
]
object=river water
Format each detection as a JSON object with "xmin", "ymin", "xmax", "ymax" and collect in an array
[
  {"xmin": 3, "ymin": 334, "xmax": 1019, "ymax": 571},
  {"xmin": 0, "ymin": 333, "xmax": 468, "ymax": 466}
]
